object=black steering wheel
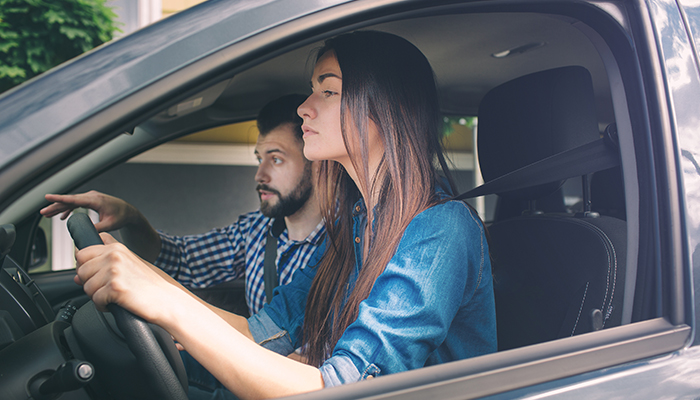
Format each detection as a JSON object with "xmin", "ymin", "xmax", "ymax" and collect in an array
[{"xmin": 67, "ymin": 213, "xmax": 188, "ymax": 400}]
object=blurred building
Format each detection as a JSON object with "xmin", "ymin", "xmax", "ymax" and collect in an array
[{"xmin": 108, "ymin": 0, "xmax": 207, "ymax": 36}]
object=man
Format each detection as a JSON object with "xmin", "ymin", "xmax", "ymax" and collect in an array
[{"xmin": 41, "ymin": 94, "xmax": 324, "ymax": 316}]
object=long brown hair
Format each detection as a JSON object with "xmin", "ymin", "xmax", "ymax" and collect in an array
[{"xmin": 302, "ymin": 31, "xmax": 455, "ymax": 367}]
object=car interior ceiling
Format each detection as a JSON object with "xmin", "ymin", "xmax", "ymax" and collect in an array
[
  {"xmin": 140, "ymin": 12, "xmax": 614, "ymax": 140},
  {"xmin": 4, "ymin": 7, "xmax": 647, "ymax": 354}
]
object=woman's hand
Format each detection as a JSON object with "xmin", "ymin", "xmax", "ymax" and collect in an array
[
  {"xmin": 74, "ymin": 232, "xmax": 177, "ymax": 324},
  {"xmin": 75, "ymin": 234, "xmax": 324, "ymax": 399}
]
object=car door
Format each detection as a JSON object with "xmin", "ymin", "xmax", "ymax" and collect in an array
[{"xmin": 1, "ymin": 0, "xmax": 700, "ymax": 399}]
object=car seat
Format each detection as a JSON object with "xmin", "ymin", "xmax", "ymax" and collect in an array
[{"xmin": 476, "ymin": 66, "xmax": 627, "ymax": 351}]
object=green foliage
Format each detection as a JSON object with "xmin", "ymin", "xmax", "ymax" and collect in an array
[
  {"xmin": 0, "ymin": 0, "xmax": 120, "ymax": 94},
  {"xmin": 442, "ymin": 116, "xmax": 476, "ymax": 137}
]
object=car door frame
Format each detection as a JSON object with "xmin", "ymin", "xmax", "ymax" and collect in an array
[{"xmin": 8, "ymin": 0, "xmax": 696, "ymax": 398}]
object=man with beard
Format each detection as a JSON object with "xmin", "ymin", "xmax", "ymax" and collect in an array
[{"xmin": 41, "ymin": 94, "xmax": 325, "ymax": 316}]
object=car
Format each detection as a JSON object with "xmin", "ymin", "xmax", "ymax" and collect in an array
[{"xmin": 1, "ymin": 0, "xmax": 700, "ymax": 398}]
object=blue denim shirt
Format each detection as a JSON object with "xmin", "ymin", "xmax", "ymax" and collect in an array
[{"xmin": 248, "ymin": 198, "xmax": 497, "ymax": 387}]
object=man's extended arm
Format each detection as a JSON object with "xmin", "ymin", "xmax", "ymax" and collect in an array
[{"xmin": 41, "ymin": 191, "xmax": 162, "ymax": 262}]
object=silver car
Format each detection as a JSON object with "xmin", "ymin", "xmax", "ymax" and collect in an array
[{"xmin": 1, "ymin": 0, "xmax": 700, "ymax": 398}]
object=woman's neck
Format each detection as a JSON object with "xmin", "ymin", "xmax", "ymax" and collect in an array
[{"xmin": 339, "ymin": 146, "xmax": 385, "ymax": 207}]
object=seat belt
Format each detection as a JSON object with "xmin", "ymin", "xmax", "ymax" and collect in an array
[
  {"xmin": 455, "ymin": 137, "xmax": 620, "ymax": 200},
  {"xmin": 263, "ymin": 218, "xmax": 286, "ymax": 304}
]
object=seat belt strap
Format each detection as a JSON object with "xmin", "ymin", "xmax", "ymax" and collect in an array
[
  {"xmin": 455, "ymin": 137, "xmax": 620, "ymax": 200},
  {"xmin": 263, "ymin": 218, "xmax": 286, "ymax": 304}
]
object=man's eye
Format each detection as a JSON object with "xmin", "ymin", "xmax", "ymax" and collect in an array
[
  {"xmin": 273, "ymin": 157, "xmax": 283, "ymax": 164},
  {"xmin": 256, "ymin": 157, "xmax": 262, "ymax": 164}
]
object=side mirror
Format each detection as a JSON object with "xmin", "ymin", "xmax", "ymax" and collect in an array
[{"xmin": 28, "ymin": 227, "xmax": 48, "ymax": 271}]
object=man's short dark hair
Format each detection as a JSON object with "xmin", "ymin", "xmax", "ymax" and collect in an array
[{"xmin": 257, "ymin": 94, "xmax": 307, "ymax": 141}]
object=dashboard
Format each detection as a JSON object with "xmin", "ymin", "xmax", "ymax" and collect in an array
[{"xmin": 0, "ymin": 223, "xmax": 186, "ymax": 400}]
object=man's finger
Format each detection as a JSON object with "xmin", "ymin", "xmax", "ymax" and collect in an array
[
  {"xmin": 45, "ymin": 193, "xmax": 96, "ymax": 210},
  {"xmin": 44, "ymin": 193, "xmax": 66, "ymax": 202},
  {"xmin": 60, "ymin": 210, "xmax": 74, "ymax": 220},
  {"xmin": 93, "ymin": 220, "xmax": 111, "ymax": 233},
  {"xmin": 40, "ymin": 203, "xmax": 69, "ymax": 217}
]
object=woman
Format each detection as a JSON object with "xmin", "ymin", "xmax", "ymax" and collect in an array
[{"xmin": 75, "ymin": 31, "xmax": 496, "ymax": 399}]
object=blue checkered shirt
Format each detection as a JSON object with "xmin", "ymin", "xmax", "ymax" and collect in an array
[{"xmin": 154, "ymin": 210, "xmax": 326, "ymax": 315}]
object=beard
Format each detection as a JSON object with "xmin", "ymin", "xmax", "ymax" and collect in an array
[{"xmin": 258, "ymin": 162, "xmax": 313, "ymax": 219}]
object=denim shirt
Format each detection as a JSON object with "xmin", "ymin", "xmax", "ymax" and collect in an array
[{"xmin": 248, "ymin": 198, "xmax": 497, "ymax": 387}]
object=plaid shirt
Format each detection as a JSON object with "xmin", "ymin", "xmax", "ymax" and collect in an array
[{"xmin": 154, "ymin": 210, "xmax": 326, "ymax": 315}]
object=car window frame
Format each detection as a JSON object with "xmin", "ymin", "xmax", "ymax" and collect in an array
[{"xmin": 7, "ymin": 0, "xmax": 694, "ymax": 398}]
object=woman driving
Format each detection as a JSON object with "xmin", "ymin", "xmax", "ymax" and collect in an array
[{"xmin": 74, "ymin": 30, "xmax": 496, "ymax": 400}]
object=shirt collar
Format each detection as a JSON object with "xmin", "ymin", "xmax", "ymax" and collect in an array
[
  {"xmin": 352, "ymin": 198, "xmax": 367, "ymax": 216},
  {"xmin": 269, "ymin": 217, "xmax": 326, "ymax": 245}
]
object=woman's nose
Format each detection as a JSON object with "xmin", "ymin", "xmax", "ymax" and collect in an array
[{"xmin": 297, "ymin": 95, "xmax": 315, "ymax": 119}]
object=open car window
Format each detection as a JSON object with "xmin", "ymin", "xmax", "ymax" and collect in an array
[{"xmin": 0, "ymin": 1, "xmax": 694, "ymax": 399}]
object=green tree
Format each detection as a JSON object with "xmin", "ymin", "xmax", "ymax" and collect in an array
[
  {"xmin": 443, "ymin": 116, "xmax": 476, "ymax": 136},
  {"xmin": 0, "ymin": 0, "xmax": 119, "ymax": 94}
]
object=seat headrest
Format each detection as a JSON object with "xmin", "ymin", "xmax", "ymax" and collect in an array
[{"xmin": 477, "ymin": 66, "xmax": 600, "ymax": 200}]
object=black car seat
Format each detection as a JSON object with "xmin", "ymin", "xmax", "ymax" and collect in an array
[
  {"xmin": 476, "ymin": 66, "xmax": 627, "ymax": 351},
  {"xmin": 591, "ymin": 166, "xmax": 627, "ymax": 220}
]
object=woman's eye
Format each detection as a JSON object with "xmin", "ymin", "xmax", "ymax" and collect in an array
[{"xmin": 323, "ymin": 90, "xmax": 337, "ymax": 98}]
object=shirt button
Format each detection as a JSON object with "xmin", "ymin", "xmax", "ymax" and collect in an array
[
  {"xmin": 366, "ymin": 375, "xmax": 374, "ymax": 380},
  {"xmin": 355, "ymin": 205, "xmax": 361, "ymax": 212},
  {"xmin": 355, "ymin": 237, "xmax": 361, "ymax": 244}
]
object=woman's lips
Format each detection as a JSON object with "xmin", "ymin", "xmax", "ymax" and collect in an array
[{"xmin": 302, "ymin": 125, "xmax": 318, "ymax": 138}]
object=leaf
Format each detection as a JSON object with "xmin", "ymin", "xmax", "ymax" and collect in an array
[
  {"xmin": 0, "ymin": 41, "xmax": 18, "ymax": 53},
  {"xmin": 59, "ymin": 25, "xmax": 91, "ymax": 41},
  {"xmin": 0, "ymin": 29, "xmax": 20, "ymax": 40},
  {"xmin": 0, "ymin": 64, "xmax": 26, "ymax": 79},
  {"xmin": 44, "ymin": 9, "xmax": 65, "ymax": 25}
]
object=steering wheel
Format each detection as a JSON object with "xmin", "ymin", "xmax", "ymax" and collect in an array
[{"xmin": 67, "ymin": 213, "xmax": 188, "ymax": 400}]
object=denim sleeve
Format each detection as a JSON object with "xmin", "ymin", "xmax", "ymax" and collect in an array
[
  {"xmin": 320, "ymin": 201, "xmax": 494, "ymax": 386},
  {"xmin": 153, "ymin": 216, "xmax": 249, "ymax": 288},
  {"xmin": 248, "ymin": 308, "xmax": 296, "ymax": 355},
  {"xmin": 248, "ymin": 238, "xmax": 327, "ymax": 353}
]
